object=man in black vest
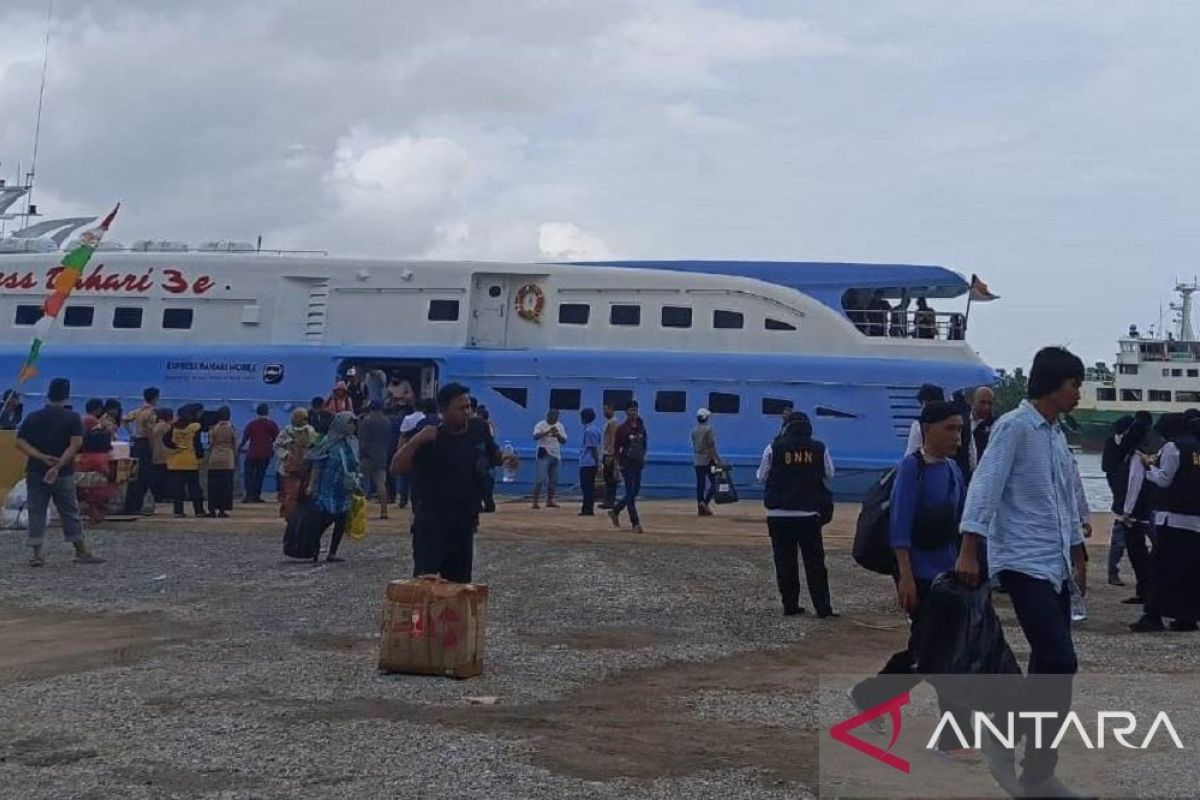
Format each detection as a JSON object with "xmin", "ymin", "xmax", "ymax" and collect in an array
[
  {"xmin": 1131, "ymin": 413, "xmax": 1200, "ymax": 633},
  {"xmin": 757, "ymin": 412, "xmax": 836, "ymax": 618}
]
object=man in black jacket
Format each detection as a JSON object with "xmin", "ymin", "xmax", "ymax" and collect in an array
[{"xmin": 757, "ymin": 412, "xmax": 836, "ymax": 618}]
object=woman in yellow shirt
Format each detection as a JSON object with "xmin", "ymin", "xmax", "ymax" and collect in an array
[{"xmin": 166, "ymin": 406, "xmax": 207, "ymax": 518}]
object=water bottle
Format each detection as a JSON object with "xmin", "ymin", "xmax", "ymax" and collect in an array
[{"xmin": 501, "ymin": 440, "xmax": 516, "ymax": 483}]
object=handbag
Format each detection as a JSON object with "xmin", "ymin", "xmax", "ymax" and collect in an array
[
  {"xmin": 713, "ymin": 465, "xmax": 739, "ymax": 505},
  {"xmin": 347, "ymin": 493, "xmax": 368, "ymax": 540}
]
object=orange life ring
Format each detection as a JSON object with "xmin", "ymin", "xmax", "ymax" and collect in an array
[{"xmin": 515, "ymin": 283, "xmax": 545, "ymax": 322}]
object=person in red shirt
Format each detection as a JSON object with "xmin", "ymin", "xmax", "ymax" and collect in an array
[{"xmin": 239, "ymin": 404, "xmax": 279, "ymax": 503}]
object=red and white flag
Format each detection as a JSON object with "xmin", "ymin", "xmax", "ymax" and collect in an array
[{"xmin": 969, "ymin": 274, "xmax": 999, "ymax": 302}]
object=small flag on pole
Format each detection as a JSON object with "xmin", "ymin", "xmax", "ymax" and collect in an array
[
  {"xmin": 15, "ymin": 204, "xmax": 120, "ymax": 384},
  {"xmin": 969, "ymin": 274, "xmax": 999, "ymax": 302}
]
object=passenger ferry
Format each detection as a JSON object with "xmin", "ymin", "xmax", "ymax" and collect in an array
[
  {"xmin": 0, "ymin": 229, "xmax": 994, "ymax": 498},
  {"xmin": 1073, "ymin": 282, "xmax": 1199, "ymax": 449}
]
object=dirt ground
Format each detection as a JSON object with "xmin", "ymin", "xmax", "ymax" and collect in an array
[{"xmin": 2, "ymin": 498, "xmax": 1190, "ymax": 800}]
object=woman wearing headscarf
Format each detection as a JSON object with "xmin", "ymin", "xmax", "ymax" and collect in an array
[
  {"xmin": 166, "ymin": 405, "xmax": 206, "ymax": 518},
  {"xmin": 76, "ymin": 421, "xmax": 115, "ymax": 524},
  {"xmin": 206, "ymin": 406, "xmax": 237, "ymax": 518},
  {"xmin": 304, "ymin": 411, "xmax": 359, "ymax": 562},
  {"xmin": 274, "ymin": 407, "xmax": 318, "ymax": 519},
  {"xmin": 1132, "ymin": 413, "xmax": 1200, "ymax": 633},
  {"xmin": 326, "ymin": 380, "xmax": 354, "ymax": 414}
]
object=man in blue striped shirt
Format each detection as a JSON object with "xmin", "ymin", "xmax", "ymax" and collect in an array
[{"xmin": 956, "ymin": 346, "xmax": 1089, "ymax": 800}]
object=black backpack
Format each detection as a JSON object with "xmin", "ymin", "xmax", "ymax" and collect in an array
[{"xmin": 853, "ymin": 454, "xmax": 926, "ymax": 575}]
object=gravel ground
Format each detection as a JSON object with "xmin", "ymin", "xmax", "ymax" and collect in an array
[{"xmin": 0, "ymin": 502, "xmax": 1197, "ymax": 799}]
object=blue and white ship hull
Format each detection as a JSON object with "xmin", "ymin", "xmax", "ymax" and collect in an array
[{"xmin": 0, "ymin": 253, "xmax": 994, "ymax": 499}]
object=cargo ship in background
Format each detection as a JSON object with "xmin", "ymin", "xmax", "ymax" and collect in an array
[
  {"xmin": 1072, "ymin": 281, "xmax": 1200, "ymax": 450},
  {"xmin": 0, "ymin": 197, "xmax": 994, "ymax": 499}
]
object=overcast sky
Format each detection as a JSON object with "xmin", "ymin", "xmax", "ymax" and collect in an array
[{"xmin": 2, "ymin": 0, "xmax": 1198, "ymax": 368}]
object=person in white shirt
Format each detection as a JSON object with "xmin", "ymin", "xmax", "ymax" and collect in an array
[
  {"xmin": 532, "ymin": 409, "xmax": 567, "ymax": 509},
  {"xmin": 1131, "ymin": 413, "xmax": 1200, "ymax": 633},
  {"xmin": 757, "ymin": 412, "xmax": 837, "ymax": 618}
]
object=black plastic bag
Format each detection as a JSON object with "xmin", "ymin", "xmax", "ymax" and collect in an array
[
  {"xmin": 917, "ymin": 573, "xmax": 1019, "ymax": 676},
  {"xmin": 712, "ymin": 465, "xmax": 739, "ymax": 505}
]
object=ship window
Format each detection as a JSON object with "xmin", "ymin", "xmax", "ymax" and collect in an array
[
  {"xmin": 762, "ymin": 397, "xmax": 793, "ymax": 416},
  {"xmin": 661, "ymin": 306, "xmax": 692, "ymax": 329},
  {"xmin": 559, "ymin": 303, "xmax": 590, "ymax": 325},
  {"xmin": 1149, "ymin": 390, "xmax": 1172, "ymax": 402},
  {"xmin": 655, "ymin": 390, "xmax": 686, "ymax": 413},
  {"xmin": 603, "ymin": 389, "xmax": 634, "ymax": 410},
  {"xmin": 113, "ymin": 307, "xmax": 143, "ymax": 329},
  {"xmin": 1096, "ymin": 388, "xmax": 1117, "ymax": 402},
  {"xmin": 708, "ymin": 392, "xmax": 740, "ymax": 414},
  {"xmin": 63, "ymin": 306, "xmax": 94, "ymax": 327},
  {"xmin": 1163, "ymin": 369, "xmax": 1171, "ymax": 377},
  {"xmin": 1177, "ymin": 391, "xmax": 1200, "ymax": 404},
  {"xmin": 1189, "ymin": 370, "xmax": 1199, "ymax": 378},
  {"xmin": 163, "ymin": 308, "xmax": 194, "ymax": 329},
  {"xmin": 549, "ymin": 388, "xmax": 581, "ymax": 411},
  {"xmin": 14, "ymin": 304, "xmax": 42, "ymax": 326},
  {"xmin": 765, "ymin": 318, "xmax": 796, "ymax": 332},
  {"xmin": 610, "ymin": 305, "xmax": 641, "ymax": 326},
  {"xmin": 493, "ymin": 386, "xmax": 528, "ymax": 409},
  {"xmin": 427, "ymin": 299, "xmax": 460, "ymax": 321},
  {"xmin": 1172, "ymin": 369, "xmax": 1183, "ymax": 377},
  {"xmin": 713, "ymin": 310, "xmax": 744, "ymax": 330},
  {"xmin": 1120, "ymin": 389, "xmax": 1143, "ymax": 402},
  {"xmin": 1118, "ymin": 364, "xmax": 1138, "ymax": 375}
]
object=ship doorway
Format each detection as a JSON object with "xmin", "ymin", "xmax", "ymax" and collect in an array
[
  {"xmin": 469, "ymin": 273, "xmax": 511, "ymax": 348},
  {"xmin": 336, "ymin": 358, "xmax": 439, "ymax": 406}
]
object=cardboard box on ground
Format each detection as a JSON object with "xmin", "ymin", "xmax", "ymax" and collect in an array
[{"xmin": 379, "ymin": 578, "xmax": 488, "ymax": 679}]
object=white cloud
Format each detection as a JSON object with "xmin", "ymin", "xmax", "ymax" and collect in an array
[{"xmin": 538, "ymin": 222, "xmax": 612, "ymax": 261}]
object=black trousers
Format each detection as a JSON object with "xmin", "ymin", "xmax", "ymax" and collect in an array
[
  {"xmin": 1145, "ymin": 525, "xmax": 1200, "ymax": 622},
  {"xmin": 694, "ymin": 465, "xmax": 717, "ymax": 505},
  {"xmin": 171, "ymin": 469, "xmax": 205, "ymax": 516},
  {"xmin": 412, "ymin": 510, "xmax": 476, "ymax": 583},
  {"xmin": 151, "ymin": 464, "xmax": 170, "ymax": 503},
  {"xmin": 207, "ymin": 469, "xmax": 234, "ymax": 512},
  {"xmin": 579, "ymin": 466, "xmax": 597, "ymax": 515},
  {"xmin": 767, "ymin": 515, "xmax": 832, "ymax": 616},
  {"xmin": 123, "ymin": 438, "xmax": 154, "ymax": 513},
  {"xmin": 850, "ymin": 578, "xmax": 972, "ymax": 752},
  {"xmin": 998, "ymin": 570, "xmax": 1077, "ymax": 786},
  {"xmin": 244, "ymin": 457, "xmax": 270, "ymax": 500},
  {"xmin": 1108, "ymin": 519, "xmax": 1152, "ymax": 597},
  {"xmin": 602, "ymin": 457, "xmax": 618, "ymax": 506},
  {"xmin": 320, "ymin": 511, "xmax": 347, "ymax": 558}
]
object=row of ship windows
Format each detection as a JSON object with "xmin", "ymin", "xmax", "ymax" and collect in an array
[
  {"xmin": 429, "ymin": 299, "xmax": 797, "ymax": 331},
  {"xmin": 1099, "ymin": 388, "xmax": 1200, "ymax": 403},
  {"xmin": 489, "ymin": 385, "xmax": 856, "ymax": 420},
  {"xmin": 13, "ymin": 304, "xmax": 194, "ymax": 330},
  {"xmin": 1117, "ymin": 364, "xmax": 1200, "ymax": 378}
]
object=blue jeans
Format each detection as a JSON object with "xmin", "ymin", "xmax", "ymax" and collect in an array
[
  {"xmin": 26, "ymin": 472, "xmax": 85, "ymax": 546},
  {"xmin": 614, "ymin": 467, "xmax": 642, "ymax": 525},
  {"xmin": 534, "ymin": 455, "xmax": 560, "ymax": 501}
]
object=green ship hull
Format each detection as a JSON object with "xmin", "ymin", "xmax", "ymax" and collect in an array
[{"xmin": 1067, "ymin": 407, "xmax": 1151, "ymax": 451}]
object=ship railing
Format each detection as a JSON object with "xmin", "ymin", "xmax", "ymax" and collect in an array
[{"xmin": 846, "ymin": 309, "xmax": 967, "ymax": 342}]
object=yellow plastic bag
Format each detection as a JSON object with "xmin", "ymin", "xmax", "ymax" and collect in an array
[{"xmin": 347, "ymin": 493, "xmax": 368, "ymax": 540}]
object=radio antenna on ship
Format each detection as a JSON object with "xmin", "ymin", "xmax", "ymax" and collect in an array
[{"xmin": 22, "ymin": 0, "xmax": 55, "ymax": 229}]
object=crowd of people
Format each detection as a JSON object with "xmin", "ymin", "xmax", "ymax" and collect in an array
[{"xmin": 11, "ymin": 344, "xmax": 1200, "ymax": 797}]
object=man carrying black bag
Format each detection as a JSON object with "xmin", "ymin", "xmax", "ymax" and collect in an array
[
  {"xmin": 849, "ymin": 401, "xmax": 980, "ymax": 763},
  {"xmin": 757, "ymin": 411, "xmax": 836, "ymax": 618}
]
